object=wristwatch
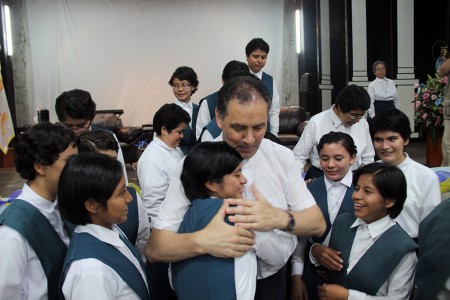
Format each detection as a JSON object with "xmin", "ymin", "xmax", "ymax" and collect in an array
[{"xmin": 283, "ymin": 211, "xmax": 296, "ymax": 232}]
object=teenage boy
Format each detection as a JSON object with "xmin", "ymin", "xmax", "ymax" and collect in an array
[
  {"xmin": 245, "ymin": 38, "xmax": 280, "ymax": 136},
  {"xmin": 370, "ymin": 108, "xmax": 440, "ymax": 239}
]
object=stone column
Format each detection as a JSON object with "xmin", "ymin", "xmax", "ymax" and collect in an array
[
  {"xmin": 348, "ymin": 0, "xmax": 368, "ymax": 86},
  {"xmin": 396, "ymin": 0, "xmax": 418, "ymax": 134},
  {"xmin": 319, "ymin": 0, "xmax": 333, "ymax": 109}
]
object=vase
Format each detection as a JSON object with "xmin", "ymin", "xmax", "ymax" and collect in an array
[{"xmin": 425, "ymin": 127, "xmax": 443, "ymax": 167}]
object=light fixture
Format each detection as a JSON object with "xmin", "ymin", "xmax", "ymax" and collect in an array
[
  {"xmin": 295, "ymin": 9, "xmax": 304, "ymax": 54},
  {"xmin": 5, "ymin": 5, "xmax": 13, "ymax": 56}
]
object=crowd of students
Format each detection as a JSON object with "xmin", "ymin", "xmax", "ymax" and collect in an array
[{"xmin": 0, "ymin": 37, "xmax": 449, "ymax": 300}]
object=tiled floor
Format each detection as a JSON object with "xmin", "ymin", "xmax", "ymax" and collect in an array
[{"xmin": 0, "ymin": 140, "xmax": 427, "ymax": 198}]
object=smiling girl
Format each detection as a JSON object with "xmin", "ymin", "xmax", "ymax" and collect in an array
[
  {"xmin": 317, "ymin": 163, "xmax": 417, "ymax": 299},
  {"xmin": 58, "ymin": 153, "xmax": 150, "ymax": 300},
  {"xmin": 172, "ymin": 141, "xmax": 256, "ymax": 300}
]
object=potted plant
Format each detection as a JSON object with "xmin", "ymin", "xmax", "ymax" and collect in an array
[{"xmin": 413, "ymin": 73, "xmax": 449, "ymax": 166}]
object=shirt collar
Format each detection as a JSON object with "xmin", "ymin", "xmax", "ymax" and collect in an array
[
  {"xmin": 329, "ymin": 105, "xmax": 344, "ymax": 128},
  {"xmin": 175, "ymin": 99, "xmax": 192, "ymax": 109},
  {"xmin": 324, "ymin": 169, "xmax": 353, "ymax": 191},
  {"xmin": 154, "ymin": 136, "xmax": 178, "ymax": 151},
  {"xmin": 18, "ymin": 183, "xmax": 57, "ymax": 214},
  {"xmin": 396, "ymin": 152, "xmax": 411, "ymax": 169},
  {"xmin": 250, "ymin": 69, "xmax": 263, "ymax": 80},
  {"xmin": 375, "ymin": 77, "xmax": 387, "ymax": 82},
  {"xmin": 74, "ymin": 223, "xmax": 124, "ymax": 247},
  {"xmin": 351, "ymin": 214, "xmax": 393, "ymax": 239}
]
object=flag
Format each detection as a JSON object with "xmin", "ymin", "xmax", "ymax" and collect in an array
[{"xmin": 0, "ymin": 62, "xmax": 15, "ymax": 155}]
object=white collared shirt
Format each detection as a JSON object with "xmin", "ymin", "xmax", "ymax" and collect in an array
[
  {"xmin": 387, "ymin": 153, "xmax": 441, "ymax": 238},
  {"xmin": 0, "ymin": 183, "xmax": 69, "ymax": 300},
  {"xmin": 368, "ymin": 77, "xmax": 399, "ymax": 117},
  {"xmin": 175, "ymin": 99, "xmax": 194, "ymax": 127},
  {"xmin": 249, "ymin": 69, "xmax": 280, "ymax": 136},
  {"xmin": 324, "ymin": 170, "xmax": 353, "ymax": 224},
  {"xmin": 293, "ymin": 106, "xmax": 375, "ymax": 172},
  {"xmin": 62, "ymin": 224, "xmax": 148, "ymax": 300},
  {"xmin": 137, "ymin": 136, "xmax": 184, "ymax": 226},
  {"xmin": 155, "ymin": 137, "xmax": 316, "ymax": 279},
  {"xmin": 196, "ymin": 93, "xmax": 216, "ymax": 140}
]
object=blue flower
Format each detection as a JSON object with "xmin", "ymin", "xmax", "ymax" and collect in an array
[{"xmin": 435, "ymin": 98, "xmax": 442, "ymax": 106}]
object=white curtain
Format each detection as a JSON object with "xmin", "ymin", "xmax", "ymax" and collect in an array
[{"xmin": 25, "ymin": 0, "xmax": 284, "ymax": 126}]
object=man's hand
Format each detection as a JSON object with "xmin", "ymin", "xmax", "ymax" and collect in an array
[
  {"xmin": 311, "ymin": 244, "xmax": 343, "ymax": 271},
  {"xmin": 226, "ymin": 186, "xmax": 287, "ymax": 231},
  {"xmin": 197, "ymin": 199, "xmax": 256, "ymax": 258},
  {"xmin": 291, "ymin": 275, "xmax": 309, "ymax": 300},
  {"xmin": 317, "ymin": 284, "xmax": 348, "ymax": 300}
]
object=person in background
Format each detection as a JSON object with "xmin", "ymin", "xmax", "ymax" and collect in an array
[
  {"xmin": 245, "ymin": 38, "xmax": 280, "ymax": 136},
  {"xmin": 293, "ymin": 84, "xmax": 375, "ymax": 180},
  {"xmin": 59, "ymin": 153, "xmax": 150, "ymax": 300},
  {"xmin": 147, "ymin": 75, "xmax": 325, "ymax": 300},
  {"xmin": 169, "ymin": 66, "xmax": 199, "ymax": 154},
  {"xmin": 0, "ymin": 123, "xmax": 77, "ymax": 299},
  {"xmin": 370, "ymin": 108, "xmax": 440, "ymax": 239},
  {"xmin": 78, "ymin": 130, "xmax": 150, "ymax": 260},
  {"xmin": 367, "ymin": 60, "xmax": 399, "ymax": 117},
  {"xmin": 172, "ymin": 141, "xmax": 255, "ymax": 300},
  {"xmin": 137, "ymin": 103, "xmax": 190, "ymax": 300},
  {"xmin": 196, "ymin": 60, "xmax": 249, "ymax": 141},
  {"xmin": 436, "ymin": 46, "xmax": 448, "ymax": 72},
  {"xmin": 317, "ymin": 163, "xmax": 417, "ymax": 299},
  {"xmin": 438, "ymin": 57, "xmax": 450, "ymax": 166},
  {"xmin": 413, "ymin": 199, "xmax": 450, "ymax": 300},
  {"xmin": 55, "ymin": 88, "xmax": 128, "ymax": 183},
  {"xmin": 291, "ymin": 132, "xmax": 357, "ymax": 300}
]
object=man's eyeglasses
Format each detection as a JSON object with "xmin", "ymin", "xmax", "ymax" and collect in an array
[
  {"xmin": 172, "ymin": 83, "xmax": 191, "ymax": 90},
  {"xmin": 61, "ymin": 120, "xmax": 91, "ymax": 131},
  {"xmin": 348, "ymin": 113, "xmax": 365, "ymax": 120}
]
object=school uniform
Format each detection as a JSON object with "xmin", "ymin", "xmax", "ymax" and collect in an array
[
  {"xmin": 172, "ymin": 198, "xmax": 257, "ymax": 300},
  {"xmin": 0, "ymin": 184, "xmax": 69, "ymax": 300},
  {"xmin": 367, "ymin": 77, "xmax": 399, "ymax": 117},
  {"xmin": 196, "ymin": 91, "xmax": 219, "ymax": 140},
  {"xmin": 291, "ymin": 171, "xmax": 354, "ymax": 299},
  {"xmin": 328, "ymin": 214, "xmax": 417, "ymax": 299},
  {"xmin": 175, "ymin": 99, "xmax": 199, "ymax": 155},
  {"xmin": 61, "ymin": 224, "xmax": 150, "ymax": 300}
]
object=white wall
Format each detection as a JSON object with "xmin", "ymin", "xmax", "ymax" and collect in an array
[{"xmin": 16, "ymin": 0, "xmax": 285, "ymax": 126}]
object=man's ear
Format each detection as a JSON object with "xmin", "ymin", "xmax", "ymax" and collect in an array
[
  {"xmin": 85, "ymin": 199, "xmax": 99, "ymax": 214},
  {"xmin": 215, "ymin": 109, "xmax": 223, "ymax": 130}
]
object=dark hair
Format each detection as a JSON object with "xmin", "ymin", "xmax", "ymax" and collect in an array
[
  {"xmin": 14, "ymin": 123, "xmax": 77, "ymax": 180},
  {"xmin": 153, "ymin": 103, "xmax": 191, "ymax": 136},
  {"xmin": 168, "ymin": 66, "xmax": 199, "ymax": 95},
  {"xmin": 372, "ymin": 60, "xmax": 386, "ymax": 72},
  {"xmin": 245, "ymin": 38, "xmax": 270, "ymax": 56},
  {"xmin": 370, "ymin": 108, "xmax": 411, "ymax": 141},
  {"xmin": 78, "ymin": 130, "xmax": 119, "ymax": 153},
  {"xmin": 55, "ymin": 89, "xmax": 96, "ymax": 121},
  {"xmin": 58, "ymin": 152, "xmax": 124, "ymax": 225},
  {"xmin": 353, "ymin": 162, "xmax": 406, "ymax": 219},
  {"xmin": 217, "ymin": 75, "xmax": 272, "ymax": 120},
  {"xmin": 317, "ymin": 131, "xmax": 357, "ymax": 157},
  {"xmin": 181, "ymin": 142, "xmax": 243, "ymax": 201},
  {"xmin": 335, "ymin": 85, "xmax": 370, "ymax": 113},
  {"xmin": 222, "ymin": 60, "xmax": 249, "ymax": 82}
]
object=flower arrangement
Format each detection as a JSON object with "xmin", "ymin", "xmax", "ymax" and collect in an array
[{"xmin": 413, "ymin": 74, "xmax": 448, "ymax": 140}]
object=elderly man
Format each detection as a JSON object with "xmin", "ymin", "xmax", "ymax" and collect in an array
[{"xmin": 147, "ymin": 76, "xmax": 325, "ymax": 299}]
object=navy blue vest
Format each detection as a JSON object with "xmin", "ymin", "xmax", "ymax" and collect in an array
[
  {"xmin": 0, "ymin": 199, "xmax": 68, "ymax": 300},
  {"xmin": 172, "ymin": 198, "xmax": 236, "ymax": 300},
  {"xmin": 199, "ymin": 117, "xmax": 222, "ymax": 141},
  {"xmin": 61, "ymin": 231, "xmax": 150, "ymax": 300},
  {"xmin": 329, "ymin": 214, "xmax": 417, "ymax": 295},
  {"xmin": 414, "ymin": 200, "xmax": 450, "ymax": 300},
  {"xmin": 200, "ymin": 91, "xmax": 219, "ymax": 120},
  {"xmin": 117, "ymin": 186, "xmax": 139, "ymax": 245},
  {"xmin": 261, "ymin": 72, "xmax": 274, "ymax": 97},
  {"xmin": 180, "ymin": 103, "xmax": 199, "ymax": 155}
]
